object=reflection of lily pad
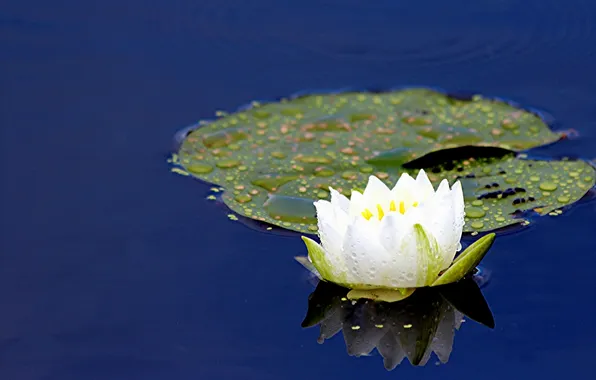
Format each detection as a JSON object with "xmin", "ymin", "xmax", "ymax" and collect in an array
[{"xmin": 175, "ymin": 88, "xmax": 594, "ymax": 234}]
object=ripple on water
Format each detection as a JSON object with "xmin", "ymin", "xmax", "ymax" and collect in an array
[{"xmin": 189, "ymin": 0, "xmax": 595, "ymax": 68}]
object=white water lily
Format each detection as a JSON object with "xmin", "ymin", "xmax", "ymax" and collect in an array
[{"xmin": 302, "ymin": 169, "xmax": 465, "ymax": 290}]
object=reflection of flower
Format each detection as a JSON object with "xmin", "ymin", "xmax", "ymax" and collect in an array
[
  {"xmin": 302, "ymin": 169, "xmax": 466, "ymax": 290},
  {"xmin": 302, "ymin": 277, "xmax": 494, "ymax": 370}
]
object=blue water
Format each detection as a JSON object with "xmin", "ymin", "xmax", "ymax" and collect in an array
[{"xmin": 2, "ymin": 0, "xmax": 596, "ymax": 379}]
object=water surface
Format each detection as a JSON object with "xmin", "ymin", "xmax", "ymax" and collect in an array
[{"xmin": 2, "ymin": 1, "xmax": 596, "ymax": 379}]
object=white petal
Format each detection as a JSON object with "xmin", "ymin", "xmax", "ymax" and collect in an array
[
  {"xmin": 314, "ymin": 200, "xmax": 347, "ymax": 275},
  {"xmin": 446, "ymin": 180, "xmax": 464, "ymax": 256},
  {"xmin": 391, "ymin": 172, "xmax": 422, "ymax": 209},
  {"xmin": 342, "ymin": 217, "xmax": 389, "ymax": 286},
  {"xmin": 402, "ymin": 198, "xmax": 426, "ymax": 221},
  {"xmin": 314, "ymin": 200, "xmax": 335, "ymax": 233},
  {"xmin": 362, "ymin": 175, "xmax": 391, "ymax": 200},
  {"xmin": 415, "ymin": 169, "xmax": 435, "ymax": 200},
  {"xmin": 435, "ymin": 179, "xmax": 451, "ymax": 197},
  {"xmin": 326, "ymin": 187, "xmax": 350, "ymax": 236},
  {"xmin": 332, "ymin": 205, "xmax": 350, "ymax": 238},
  {"xmin": 378, "ymin": 213, "xmax": 408, "ymax": 254},
  {"xmin": 378, "ymin": 222, "xmax": 420, "ymax": 288},
  {"xmin": 387, "ymin": 222, "xmax": 443, "ymax": 287},
  {"xmin": 451, "ymin": 180, "xmax": 465, "ymax": 248},
  {"xmin": 348, "ymin": 190, "xmax": 365, "ymax": 218},
  {"xmin": 391, "ymin": 172, "xmax": 416, "ymax": 196},
  {"xmin": 421, "ymin": 187, "xmax": 460, "ymax": 269},
  {"xmin": 356, "ymin": 176, "xmax": 393, "ymax": 221},
  {"xmin": 329, "ymin": 187, "xmax": 350, "ymax": 214}
]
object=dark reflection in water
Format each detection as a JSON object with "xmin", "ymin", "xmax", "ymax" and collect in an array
[{"xmin": 302, "ymin": 277, "xmax": 494, "ymax": 370}]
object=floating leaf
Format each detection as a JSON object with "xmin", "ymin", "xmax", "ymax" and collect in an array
[
  {"xmin": 176, "ymin": 88, "xmax": 595, "ymax": 234},
  {"xmin": 178, "ymin": 148, "xmax": 594, "ymax": 234},
  {"xmin": 181, "ymin": 88, "xmax": 560, "ymax": 161}
]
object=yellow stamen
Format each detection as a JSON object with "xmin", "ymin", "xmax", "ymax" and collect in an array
[
  {"xmin": 361, "ymin": 208, "xmax": 373, "ymax": 220},
  {"xmin": 413, "ymin": 201, "xmax": 418, "ymax": 207},
  {"xmin": 376, "ymin": 204, "xmax": 384, "ymax": 220},
  {"xmin": 399, "ymin": 201, "xmax": 405, "ymax": 214},
  {"xmin": 389, "ymin": 200, "xmax": 396, "ymax": 212}
]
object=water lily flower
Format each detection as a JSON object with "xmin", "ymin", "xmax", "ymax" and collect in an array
[{"xmin": 301, "ymin": 169, "xmax": 495, "ymax": 300}]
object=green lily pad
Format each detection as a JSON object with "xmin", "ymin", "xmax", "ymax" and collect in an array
[
  {"xmin": 175, "ymin": 88, "xmax": 594, "ymax": 234},
  {"xmin": 181, "ymin": 88, "xmax": 560, "ymax": 161},
  {"xmin": 176, "ymin": 147, "xmax": 594, "ymax": 233}
]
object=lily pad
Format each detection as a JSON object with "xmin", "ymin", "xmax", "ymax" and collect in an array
[
  {"xmin": 175, "ymin": 148, "xmax": 594, "ymax": 234},
  {"xmin": 175, "ymin": 88, "xmax": 594, "ymax": 234},
  {"xmin": 182, "ymin": 88, "xmax": 560, "ymax": 161}
]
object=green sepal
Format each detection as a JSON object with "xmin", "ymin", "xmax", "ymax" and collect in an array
[
  {"xmin": 431, "ymin": 233, "xmax": 496, "ymax": 287},
  {"xmin": 301, "ymin": 236, "xmax": 334, "ymax": 282},
  {"xmin": 412, "ymin": 223, "xmax": 442, "ymax": 287}
]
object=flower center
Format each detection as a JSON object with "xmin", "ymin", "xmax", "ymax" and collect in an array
[{"xmin": 361, "ymin": 200, "xmax": 419, "ymax": 221}]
